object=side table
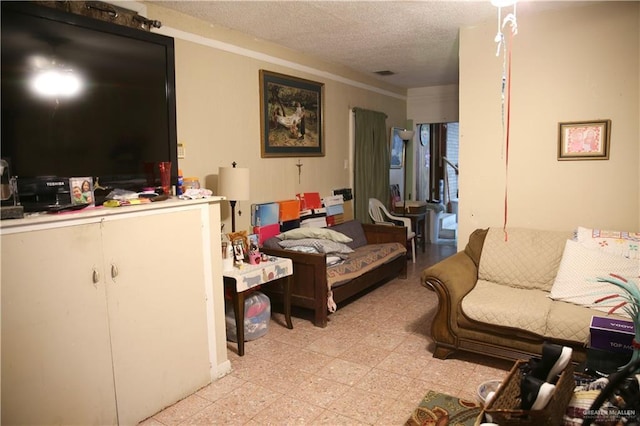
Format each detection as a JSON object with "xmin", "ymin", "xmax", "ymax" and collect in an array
[
  {"xmin": 394, "ymin": 210, "xmax": 427, "ymax": 253},
  {"xmin": 223, "ymin": 256, "xmax": 293, "ymax": 356}
]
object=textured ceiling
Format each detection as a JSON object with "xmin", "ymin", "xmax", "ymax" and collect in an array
[{"xmin": 153, "ymin": 0, "xmax": 592, "ymax": 89}]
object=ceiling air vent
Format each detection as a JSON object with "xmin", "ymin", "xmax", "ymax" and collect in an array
[{"xmin": 374, "ymin": 70, "xmax": 395, "ymax": 76}]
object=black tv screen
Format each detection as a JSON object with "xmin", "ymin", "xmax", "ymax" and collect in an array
[{"xmin": 1, "ymin": 2, "xmax": 177, "ymax": 193}]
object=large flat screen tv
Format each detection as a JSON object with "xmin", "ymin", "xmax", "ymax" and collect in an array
[{"xmin": 1, "ymin": 2, "xmax": 177, "ymax": 201}]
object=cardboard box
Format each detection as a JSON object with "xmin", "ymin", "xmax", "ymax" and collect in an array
[
  {"xmin": 301, "ymin": 217, "xmax": 327, "ymax": 228},
  {"xmin": 251, "ymin": 202, "xmax": 279, "ymax": 227},
  {"xmin": 589, "ymin": 316, "xmax": 635, "ymax": 354},
  {"xmin": 332, "ymin": 188, "xmax": 353, "ymax": 201},
  {"xmin": 296, "ymin": 192, "xmax": 321, "ymax": 210},
  {"xmin": 278, "ymin": 199, "xmax": 301, "ymax": 222},
  {"xmin": 253, "ymin": 223, "xmax": 280, "ymax": 246},
  {"xmin": 326, "ymin": 214, "xmax": 345, "ymax": 226},
  {"xmin": 280, "ymin": 219, "xmax": 300, "ymax": 232},
  {"xmin": 326, "ymin": 204, "xmax": 344, "ymax": 216},
  {"xmin": 300, "ymin": 210, "xmax": 326, "ymax": 223},
  {"xmin": 342, "ymin": 200, "xmax": 354, "ymax": 221},
  {"xmin": 323, "ymin": 194, "xmax": 344, "ymax": 207}
]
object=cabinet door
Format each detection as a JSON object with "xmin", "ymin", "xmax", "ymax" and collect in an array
[
  {"xmin": 101, "ymin": 208, "xmax": 211, "ymax": 425},
  {"xmin": 1, "ymin": 224, "xmax": 117, "ymax": 425}
]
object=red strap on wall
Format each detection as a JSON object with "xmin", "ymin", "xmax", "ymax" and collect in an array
[{"xmin": 503, "ymin": 32, "xmax": 514, "ymax": 242}]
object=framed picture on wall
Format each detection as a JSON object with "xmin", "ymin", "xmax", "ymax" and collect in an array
[
  {"xmin": 390, "ymin": 127, "xmax": 405, "ymax": 169},
  {"xmin": 259, "ymin": 70, "xmax": 325, "ymax": 158},
  {"xmin": 558, "ymin": 120, "xmax": 611, "ymax": 160}
]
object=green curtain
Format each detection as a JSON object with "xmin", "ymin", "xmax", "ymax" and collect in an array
[{"xmin": 353, "ymin": 108, "xmax": 389, "ymax": 223}]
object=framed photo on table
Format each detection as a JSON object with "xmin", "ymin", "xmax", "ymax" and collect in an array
[
  {"xmin": 248, "ymin": 234, "xmax": 259, "ymax": 253},
  {"xmin": 558, "ymin": 120, "xmax": 611, "ymax": 161},
  {"xmin": 259, "ymin": 70, "xmax": 325, "ymax": 158},
  {"xmin": 232, "ymin": 239, "xmax": 245, "ymax": 262},
  {"xmin": 69, "ymin": 177, "xmax": 94, "ymax": 206},
  {"xmin": 227, "ymin": 231, "xmax": 249, "ymax": 255}
]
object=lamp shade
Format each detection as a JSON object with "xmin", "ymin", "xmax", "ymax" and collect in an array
[
  {"xmin": 398, "ymin": 129, "xmax": 415, "ymax": 141},
  {"xmin": 218, "ymin": 166, "xmax": 250, "ymax": 201}
]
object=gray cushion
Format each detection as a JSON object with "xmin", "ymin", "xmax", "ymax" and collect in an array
[
  {"xmin": 277, "ymin": 238, "xmax": 354, "ymax": 254},
  {"xmin": 330, "ymin": 220, "xmax": 368, "ymax": 249},
  {"xmin": 262, "ymin": 237, "xmax": 283, "ymax": 250},
  {"xmin": 264, "ymin": 220, "xmax": 368, "ymax": 250}
]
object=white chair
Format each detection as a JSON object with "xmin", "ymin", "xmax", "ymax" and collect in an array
[{"xmin": 368, "ymin": 198, "xmax": 416, "ymax": 263}]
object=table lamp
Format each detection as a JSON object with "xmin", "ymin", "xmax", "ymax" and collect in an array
[
  {"xmin": 398, "ymin": 129, "xmax": 415, "ymax": 212},
  {"xmin": 218, "ymin": 162, "xmax": 250, "ymax": 232}
]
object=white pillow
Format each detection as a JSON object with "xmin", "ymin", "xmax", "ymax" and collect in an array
[
  {"xmin": 549, "ymin": 239, "xmax": 640, "ymax": 316},
  {"xmin": 277, "ymin": 227, "xmax": 352, "ymax": 243},
  {"xmin": 326, "ymin": 255, "xmax": 342, "ymax": 266},
  {"xmin": 576, "ymin": 226, "xmax": 640, "ymax": 260},
  {"xmin": 277, "ymin": 238, "xmax": 353, "ymax": 254}
]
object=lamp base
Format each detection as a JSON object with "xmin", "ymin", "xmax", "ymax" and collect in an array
[{"xmin": 230, "ymin": 200, "xmax": 237, "ymax": 233}]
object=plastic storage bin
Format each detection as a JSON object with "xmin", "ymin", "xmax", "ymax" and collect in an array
[{"xmin": 225, "ymin": 291, "xmax": 270, "ymax": 342}]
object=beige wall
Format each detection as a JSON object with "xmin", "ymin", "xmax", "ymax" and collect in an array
[
  {"xmin": 406, "ymin": 84, "xmax": 460, "ymax": 205},
  {"xmin": 458, "ymin": 1, "xmax": 639, "ymax": 248},
  {"xmin": 145, "ymin": 4, "xmax": 408, "ymax": 233},
  {"xmin": 408, "ymin": 84, "xmax": 459, "ymax": 124}
]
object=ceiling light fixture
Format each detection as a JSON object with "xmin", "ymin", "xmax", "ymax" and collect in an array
[{"xmin": 493, "ymin": 0, "xmax": 518, "ymax": 56}]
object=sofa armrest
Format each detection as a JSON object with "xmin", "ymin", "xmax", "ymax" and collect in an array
[
  {"xmin": 362, "ymin": 223, "xmax": 406, "ymax": 246},
  {"xmin": 421, "ymin": 250, "xmax": 479, "ymax": 358},
  {"xmin": 421, "ymin": 251, "xmax": 478, "ymax": 300}
]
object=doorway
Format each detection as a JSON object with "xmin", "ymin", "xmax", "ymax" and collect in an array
[{"xmin": 416, "ymin": 122, "xmax": 459, "ymax": 242}]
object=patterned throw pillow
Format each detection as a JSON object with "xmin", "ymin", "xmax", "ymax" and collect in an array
[
  {"xmin": 549, "ymin": 239, "xmax": 640, "ymax": 315},
  {"xmin": 576, "ymin": 226, "xmax": 640, "ymax": 260}
]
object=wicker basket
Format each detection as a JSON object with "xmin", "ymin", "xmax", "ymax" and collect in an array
[{"xmin": 480, "ymin": 360, "xmax": 576, "ymax": 426}]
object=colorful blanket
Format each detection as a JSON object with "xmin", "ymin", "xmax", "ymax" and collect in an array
[{"xmin": 326, "ymin": 242, "xmax": 406, "ymax": 311}]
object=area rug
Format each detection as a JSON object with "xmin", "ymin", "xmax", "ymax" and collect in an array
[{"xmin": 405, "ymin": 390, "xmax": 481, "ymax": 426}]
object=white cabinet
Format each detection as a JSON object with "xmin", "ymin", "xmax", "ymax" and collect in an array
[
  {"xmin": 2, "ymin": 223, "xmax": 117, "ymax": 425},
  {"xmin": 1, "ymin": 199, "xmax": 228, "ymax": 425},
  {"xmin": 102, "ymin": 209, "xmax": 211, "ymax": 424}
]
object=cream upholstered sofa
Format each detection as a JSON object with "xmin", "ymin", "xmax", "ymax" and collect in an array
[{"xmin": 421, "ymin": 227, "xmax": 635, "ymax": 363}]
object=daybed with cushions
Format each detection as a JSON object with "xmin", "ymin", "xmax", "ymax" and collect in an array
[
  {"xmin": 262, "ymin": 220, "xmax": 407, "ymax": 327},
  {"xmin": 421, "ymin": 226, "xmax": 639, "ymax": 363}
]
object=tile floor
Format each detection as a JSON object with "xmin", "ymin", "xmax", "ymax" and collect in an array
[{"xmin": 140, "ymin": 242, "xmax": 512, "ymax": 425}]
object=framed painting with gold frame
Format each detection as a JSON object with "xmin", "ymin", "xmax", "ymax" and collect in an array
[{"xmin": 259, "ymin": 70, "xmax": 325, "ymax": 158}]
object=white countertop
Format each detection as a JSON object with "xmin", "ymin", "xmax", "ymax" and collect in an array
[{"xmin": 1, "ymin": 196, "xmax": 225, "ymax": 234}]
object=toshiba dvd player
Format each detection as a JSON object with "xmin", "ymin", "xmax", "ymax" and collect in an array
[{"xmin": 16, "ymin": 176, "xmax": 73, "ymax": 212}]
